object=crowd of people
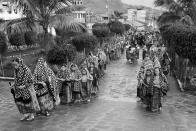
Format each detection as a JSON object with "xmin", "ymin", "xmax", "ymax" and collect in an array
[
  {"xmin": 132, "ymin": 30, "xmax": 171, "ymax": 112},
  {"xmin": 9, "ymin": 35, "xmax": 126, "ymax": 121},
  {"xmin": 8, "ymin": 28, "xmax": 171, "ymax": 122}
]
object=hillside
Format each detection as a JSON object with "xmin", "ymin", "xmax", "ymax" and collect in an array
[{"xmin": 83, "ymin": 0, "xmax": 129, "ymax": 15}]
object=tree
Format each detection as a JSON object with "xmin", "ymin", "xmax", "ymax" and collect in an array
[
  {"xmin": 38, "ymin": 33, "xmax": 56, "ymax": 52},
  {"xmin": 2, "ymin": 0, "xmax": 86, "ymax": 35},
  {"xmin": 9, "ymin": 33, "xmax": 25, "ymax": 48},
  {"xmin": 0, "ymin": 32, "xmax": 7, "ymax": 55},
  {"xmin": 71, "ymin": 34, "xmax": 98, "ymax": 55},
  {"xmin": 154, "ymin": 0, "xmax": 196, "ymax": 25},
  {"xmin": 108, "ymin": 20, "xmax": 125, "ymax": 35},
  {"xmin": 0, "ymin": 32, "xmax": 7, "ymax": 76},
  {"xmin": 111, "ymin": 10, "xmax": 124, "ymax": 20},
  {"xmin": 24, "ymin": 31, "xmax": 37, "ymax": 46},
  {"xmin": 92, "ymin": 23, "xmax": 110, "ymax": 44},
  {"xmin": 157, "ymin": 12, "xmax": 181, "ymax": 27},
  {"xmin": 47, "ymin": 46, "xmax": 65, "ymax": 65},
  {"xmin": 124, "ymin": 24, "xmax": 131, "ymax": 32},
  {"xmin": 46, "ymin": 43, "xmax": 76, "ymax": 65}
]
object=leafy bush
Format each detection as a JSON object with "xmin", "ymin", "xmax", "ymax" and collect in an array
[
  {"xmin": 92, "ymin": 23, "xmax": 110, "ymax": 38},
  {"xmin": 61, "ymin": 44, "xmax": 76, "ymax": 62},
  {"xmin": 160, "ymin": 22, "xmax": 196, "ymax": 64},
  {"xmin": 71, "ymin": 34, "xmax": 98, "ymax": 55},
  {"xmin": 9, "ymin": 33, "xmax": 25, "ymax": 48},
  {"xmin": 0, "ymin": 32, "xmax": 7, "ymax": 55},
  {"xmin": 47, "ymin": 46, "xmax": 65, "ymax": 65},
  {"xmin": 108, "ymin": 20, "xmax": 125, "ymax": 35},
  {"xmin": 46, "ymin": 44, "xmax": 76, "ymax": 65},
  {"xmin": 124, "ymin": 24, "xmax": 131, "ymax": 32},
  {"xmin": 24, "ymin": 31, "xmax": 37, "ymax": 46}
]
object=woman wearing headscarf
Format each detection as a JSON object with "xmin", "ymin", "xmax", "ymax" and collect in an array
[
  {"xmin": 33, "ymin": 57, "xmax": 58, "ymax": 115},
  {"xmin": 137, "ymin": 66, "xmax": 145, "ymax": 102},
  {"xmin": 151, "ymin": 67, "xmax": 168, "ymax": 111},
  {"xmin": 88, "ymin": 62, "xmax": 99, "ymax": 96},
  {"xmin": 81, "ymin": 68, "xmax": 93, "ymax": 102},
  {"xmin": 11, "ymin": 57, "xmax": 39, "ymax": 121},
  {"xmin": 56, "ymin": 65, "xmax": 72, "ymax": 104},
  {"xmin": 142, "ymin": 68, "xmax": 154, "ymax": 110},
  {"xmin": 70, "ymin": 64, "xmax": 82, "ymax": 103}
]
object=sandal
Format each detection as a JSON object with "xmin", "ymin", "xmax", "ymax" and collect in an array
[
  {"xmin": 26, "ymin": 115, "xmax": 34, "ymax": 121},
  {"xmin": 20, "ymin": 115, "xmax": 29, "ymax": 121},
  {"xmin": 45, "ymin": 111, "xmax": 50, "ymax": 117}
]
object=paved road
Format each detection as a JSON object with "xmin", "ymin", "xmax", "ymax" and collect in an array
[{"xmin": 0, "ymin": 55, "xmax": 196, "ymax": 131}]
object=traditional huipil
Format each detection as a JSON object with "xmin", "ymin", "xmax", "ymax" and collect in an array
[
  {"xmin": 12, "ymin": 57, "xmax": 40, "ymax": 121},
  {"xmin": 33, "ymin": 58, "xmax": 56, "ymax": 115},
  {"xmin": 57, "ymin": 65, "xmax": 72, "ymax": 104},
  {"xmin": 88, "ymin": 62, "xmax": 99, "ymax": 95},
  {"xmin": 81, "ymin": 68, "xmax": 93, "ymax": 101},
  {"xmin": 142, "ymin": 68, "xmax": 154, "ymax": 109},
  {"xmin": 151, "ymin": 67, "xmax": 168, "ymax": 111},
  {"xmin": 98, "ymin": 50, "xmax": 107, "ymax": 76},
  {"xmin": 137, "ymin": 66, "xmax": 145, "ymax": 101},
  {"xmin": 161, "ymin": 52, "xmax": 170, "ymax": 77},
  {"xmin": 70, "ymin": 64, "xmax": 82, "ymax": 102}
]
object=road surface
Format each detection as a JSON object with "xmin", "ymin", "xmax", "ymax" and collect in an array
[{"xmin": 0, "ymin": 55, "xmax": 196, "ymax": 131}]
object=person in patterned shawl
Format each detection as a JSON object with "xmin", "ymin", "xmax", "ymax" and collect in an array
[
  {"xmin": 151, "ymin": 67, "xmax": 168, "ymax": 112},
  {"xmin": 56, "ymin": 65, "xmax": 72, "ymax": 104},
  {"xmin": 33, "ymin": 57, "xmax": 57, "ymax": 116},
  {"xmin": 70, "ymin": 64, "xmax": 82, "ymax": 103},
  {"xmin": 142, "ymin": 68, "xmax": 154, "ymax": 111},
  {"xmin": 80, "ymin": 68, "xmax": 93, "ymax": 102},
  {"xmin": 137, "ymin": 66, "xmax": 145, "ymax": 102},
  {"xmin": 11, "ymin": 57, "xmax": 39, "ymax": 121}
]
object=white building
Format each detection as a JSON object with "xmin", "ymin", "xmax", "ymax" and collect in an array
[
  {"xmin": 0, "ymin": 1, "xmax": 24, "ymax": 20},
  {"xmin": 72, "ymin": 0, "xmax": 86, "ymax": 23},
  {"xmin": 127, "ymin": 9, "xmax": 137, "ymax": 26},
  {"xmin": 136, "ymin": 9, "xmax": 147, "ymax": 23}
]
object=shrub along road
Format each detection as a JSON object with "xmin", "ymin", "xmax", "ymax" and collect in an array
[{"xmin": 0, "ymin": 55, "xmax": 196, "ymax": 131}]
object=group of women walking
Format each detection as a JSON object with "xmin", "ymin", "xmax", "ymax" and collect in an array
[
  {"xmin": 135, "ymin": 31, "xmax": 170, "ymax": 112},
  {"xmin": 9, "ymin": 35, "xmax": 126, "ymax": 121}
]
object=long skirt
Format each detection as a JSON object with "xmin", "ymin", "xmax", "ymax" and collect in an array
[
  {"xmin": 146, "ymin": 86, "xmax": 162, "ymax": 111},
  {"xmin": 60, "ymin": 81, "xmax": 72, "ymax": 104},
  {"xmin": 15, "ymin": 100, "xmax": 35, "ymax": 114},
  {"xmin": 34, "ymin": 83, "xmax": 54, "ymax": 111},
  {"xmin": 139, "ymin": 84, "xmax": 147, "ymax": 104},
  {"xmin": 15, "ymin": 85, "xmax": 40, "ymax": 114},
  {"xmin": 82, "ymin": 82, "xmax": 88, "ymax": 98}
]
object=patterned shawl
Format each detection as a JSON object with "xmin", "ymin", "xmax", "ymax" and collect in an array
[
  {"xmin": 33, "ymin": 57, "xmax": 57, "ymax": 100},
  {"xmin": 14, "ymin": 57, "xmax": 34, "ymax": 99},
  {"xmin": 57, "ymin": 65, "xmax": 71, "ymax": 80},
  {"xmin": 70, "ymin": 64, "xmax": 82, "ymax": 80},
  {"xmin": 14, "ymin": 58, "xmax": 33, "ymax": 87}
]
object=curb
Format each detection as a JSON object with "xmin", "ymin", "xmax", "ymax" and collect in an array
[
  {"xmin": 172, "ymin": 71, "xmax": 184, "ymax": 92},
  {"xmin": 0, "ymin": 77, "xmax": 14, "ymax": 82}
]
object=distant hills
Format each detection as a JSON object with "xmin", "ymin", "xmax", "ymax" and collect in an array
[
  {"xmin": 83, "ymin": 0, "xmax": 160, "ymax": 15},
  {"xmin": 83, "ymin": 0, "xmax": 129, "ymax": 15}
]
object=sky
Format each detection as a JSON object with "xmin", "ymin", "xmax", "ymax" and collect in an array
[{"xmin": 121, "ymin": 0, "xmax": 156, "ymax": 8}]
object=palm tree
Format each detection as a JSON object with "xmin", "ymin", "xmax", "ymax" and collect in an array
[{"xmin": 1, "ymin": 0, "xmax": 86, "ymax": 35}]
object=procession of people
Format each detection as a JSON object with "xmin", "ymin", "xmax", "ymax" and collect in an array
[
  {"xmin": 8, "ymin": 27, "xmax": 171, "ymax": 122},
  {"xmin": 9, "ymin": 35, "xmax": 126, "ymax": 121},
  {"xmin": 134, "ymin": 30, "xmax": 170, "ymax": 112}
]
